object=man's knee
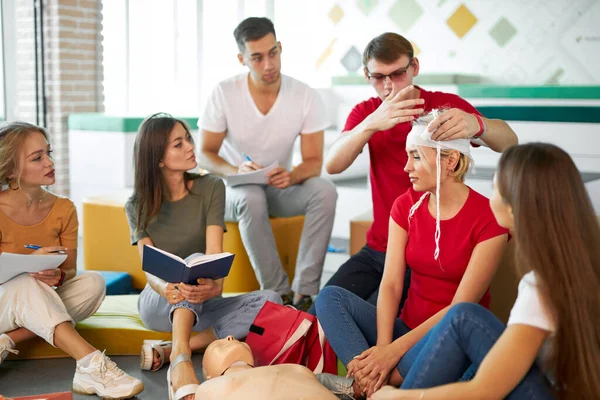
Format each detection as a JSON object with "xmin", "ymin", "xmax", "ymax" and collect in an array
[
  {"xmin": 231, "ymin": 186, "xmax": 268, "ymax": 217},
  {"xmin": 308, "ymin": 178, "xmax": 338, "ymax": 210}
]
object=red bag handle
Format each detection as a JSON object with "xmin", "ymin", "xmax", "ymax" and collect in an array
[{"xmin": 268, "ymin": 318, "xmax": 312, "ymax": 365}]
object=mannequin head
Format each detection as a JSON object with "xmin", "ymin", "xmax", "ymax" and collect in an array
[{"xmin": 202, "ymin": 336, "xmax": 255, "ymax": 380}]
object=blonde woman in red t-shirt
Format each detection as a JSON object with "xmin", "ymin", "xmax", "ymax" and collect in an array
[{"xmin": 315, "ymin": 110, "xmax": 509, "ymax": 399}]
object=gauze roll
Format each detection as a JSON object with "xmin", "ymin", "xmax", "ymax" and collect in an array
[{"xmin": 406, "ymin": 110, "xmax": 474, "ymax": 261}]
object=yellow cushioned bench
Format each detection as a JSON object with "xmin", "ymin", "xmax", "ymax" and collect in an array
[
  {"xmin": 82, "ymin": 190, "xmax": 305, "ymax": 292},
  {"xmin": 8, "ymin": 295, "xmax": 170, "ymax": 360}
]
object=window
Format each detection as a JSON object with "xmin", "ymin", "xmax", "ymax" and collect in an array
[{"xmin": 102, "ymin": 0, "xmax": 274, "ymax": 116}]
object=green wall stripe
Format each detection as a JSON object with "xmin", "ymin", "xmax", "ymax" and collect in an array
[
  {"xmin": 331, "ymin": 74, "xmax": 481, "ymax": 86},
  {"xmin": 68, "ymin": 105, "xmax": 600, "ymax": 133},
  {"xmin": 68, "ymin": 113, "xmax": 199, "ymax": 132},
  {"xmin": 459, "ymin": 85, "xmax": 600, "ymax": 99},
  {"xmin": 330, "ymin": 78, "xmax": 600, "ymax": 99},
  {"xmin": 477, "ymin": 106, "xmax": 600, "ymax": 123}
]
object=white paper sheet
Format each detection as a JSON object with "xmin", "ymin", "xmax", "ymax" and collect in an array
[
  {"xmin": 0, "ymin": 253, "xmax": 68, "ymax": 284},
  {"xmin": 225, "ymin": 162, "xmax": 280, "ymax": 187}
]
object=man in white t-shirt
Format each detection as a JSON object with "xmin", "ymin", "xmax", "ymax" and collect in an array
[{"xmin": 198, "ymin": 17, "xmax": 337, "ymax": 310}]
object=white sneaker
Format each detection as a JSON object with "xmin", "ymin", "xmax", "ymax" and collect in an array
[
  {"xmin": 0, "ymin": 334, "xmax": 18, "ymax": 365},
  {"xmin": 73, "ymin": 350, "xmax": 144, "ymax": 399}
]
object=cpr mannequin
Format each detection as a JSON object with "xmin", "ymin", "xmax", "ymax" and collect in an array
[{"xmin": 195, "ymin": 336, "xmax": 338, "ymax": 400}]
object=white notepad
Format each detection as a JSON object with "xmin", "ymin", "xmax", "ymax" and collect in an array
[
  {"xmin": 0, "ymin": 252, "xmax": 68, "ymax": 284},
  {"xmin": 225, "ymin": 162, "xmax": 280, "ymax": 187}
]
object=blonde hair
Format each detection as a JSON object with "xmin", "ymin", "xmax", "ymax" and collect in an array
[
  {"xmin": 407, "ymin": 109, "xmax": 473, "ymax": 261},
  {"xmin": 414, "ymin": 146, "xmax": 471, "ymax": 183},
  {"xmin": 410, "ymin": 109, "xmax": 472, "ymax": 182},
  {"xmin": 0, "ymin": 122, "xmax": 50, "ymax": 190}
]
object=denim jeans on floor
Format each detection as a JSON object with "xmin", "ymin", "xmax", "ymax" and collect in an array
[
  {"xmin": 315, "ymin": 286, "xmax": 423, "ymax": 375},
  {"xmin": 308, "ymin": 245, "xmax": 411, "ymax": 315},
  {"xmin": 401, "ymin": 302, "xmax": 554, "ymax": 399}
]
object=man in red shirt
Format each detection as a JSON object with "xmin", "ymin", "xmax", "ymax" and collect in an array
[{"xmin": 313, "ymin": 32, "xmax": 517, "ymax": 311}]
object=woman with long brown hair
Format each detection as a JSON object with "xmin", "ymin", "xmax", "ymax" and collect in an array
[
  {"xmin": 125, "ymin": 113, "xmax": 281, "ymax": 399},
  {"xmin": 372, "ymin": 142, "xmax": 600, "ymax": 399}
]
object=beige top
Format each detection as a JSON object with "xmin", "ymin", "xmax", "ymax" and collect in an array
[{"xmin": 0, "ymin": 197, "xmax": 78, "ymax": 254}]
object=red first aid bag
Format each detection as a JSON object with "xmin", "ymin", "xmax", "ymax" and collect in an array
[{"xmin": 245, "ymin": 301, "xmax": 337, "ymax": 374}]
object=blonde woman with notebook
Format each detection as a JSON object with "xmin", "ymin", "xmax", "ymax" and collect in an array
[{"xmin": 0, "ymin": 122, "xmax": 143, "ymax": 398}]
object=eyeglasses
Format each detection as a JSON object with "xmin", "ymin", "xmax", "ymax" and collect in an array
[{"xmin": 367, "ymin": 59, "xmax": 413, "ymax": 84}]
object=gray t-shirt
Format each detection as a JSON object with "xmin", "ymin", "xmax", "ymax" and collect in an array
[{"xmin": 125, "ymin": 174, "xmax": 226, "ymax": 259}]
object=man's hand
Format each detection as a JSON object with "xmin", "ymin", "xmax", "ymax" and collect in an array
[
  {"xmin": 238, "ymin": 160, "xmax": 263, "ymax": 174},
  {"xmin": 428, "ymin": 108, "xmax": 480, "ymax": 141},
  {"xmin": 177, "ymin": 279, "xmax": 220, "ymax": 304},
  {"xmin": 266, "ymin": 167, "xmax": 294, "ymax": 189},
  {"xmin": 367, "ymin": 85, "xmax": 425, "ymax": 132},
  {"xmin": 29, "ymin": 268, "xmax": 62, "ymax": 287}
]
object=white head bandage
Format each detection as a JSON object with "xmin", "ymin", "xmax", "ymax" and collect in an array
[{"xmin": 406, "ymin": 110, "xmax": 474, "ymax": 261}]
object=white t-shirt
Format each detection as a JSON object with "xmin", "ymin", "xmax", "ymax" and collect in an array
[
  {"xmin": 508, "ymin": 271, "xmax": 555, "ymax": 371},
  {"xmin": 200, "ymin": 73, "xmax": 330, "ymax": 170},
  {"xmin": 507, "ymin": 271, "xmax": 555, "ymax": 333}
]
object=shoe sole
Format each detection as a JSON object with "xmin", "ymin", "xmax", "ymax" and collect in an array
[{"xmin": 73, "ymin": 381, "xmax": 144, "ymax": 399}]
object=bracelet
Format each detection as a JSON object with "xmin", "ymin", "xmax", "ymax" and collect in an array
[
  {"xmin": 55, "ymin": 269, "xmax": 66, "ymax": 287},
  {"xmin": 472, "ymin": 114, "xmax": 486, "ymax": 139}
]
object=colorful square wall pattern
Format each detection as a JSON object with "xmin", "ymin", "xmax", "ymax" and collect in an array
[
  {"xmin": 357, "ymin": 0, "xmax": 378, "ymax": 16},
  {"xmin": 341, "ymin": 46, "xmax": 363, "ymax": 73},
  {"xmin": 411, "ymin": 41, "xmax": 421, "ymax": 57},
  {"xmin": 489, "ymin": 17, "xmax": 517, "ymax": 47},
  {"xmin": 317, "ymin": 39, "xmax": 337, "ymax": 70},
  {"xmin": 329, "ymin": 4, "xmax": 344, "ymax": 25},
  {"xmin": 447, "ymin": 4, "xmax": 478, "ymax": 38},
  {"xmin": 389, "ymin": 0, "xmax": 424, "ymax": 32}
]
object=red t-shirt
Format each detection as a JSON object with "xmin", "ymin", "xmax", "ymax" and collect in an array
[
  {"xmin": 391, "ymin": 188, "xmax": 509, "ymax": 329},
  {"xmin": 343, "ymin": 87, "xmax": 482, "ymax": 252}
]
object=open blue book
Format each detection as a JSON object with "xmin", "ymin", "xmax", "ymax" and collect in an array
[{"xmin": 142, "ymin": 245, "xmax": 235, "ymax": 284}]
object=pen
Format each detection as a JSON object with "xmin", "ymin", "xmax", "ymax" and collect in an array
[
  {"xmin": 242, "ymin": 153, "xmax": 252, "ymax": 162},
  {"xmin": 24, "ymin": 244, "xmax": 66, "ymax": 254}
]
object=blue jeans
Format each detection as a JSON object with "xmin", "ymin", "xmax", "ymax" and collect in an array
[
  {"xmin": 308, "ymin": 245, "xmax": 411, "ymax": 315},
  {"xmin": 315, "ymin": 286, "xmax": 423, "ymax": 375},
  {"xmin": 402, "ymin": 303, "xmax": 554, "ymax": 399}
]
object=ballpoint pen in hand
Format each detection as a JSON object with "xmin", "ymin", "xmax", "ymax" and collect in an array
[
  {"xmin": 242, "ymin": 153, "xmax": 252, "ymax": 162},
  {"xmin": 24, "ymin": 244, "xmax": 66, "ymax": 254}
]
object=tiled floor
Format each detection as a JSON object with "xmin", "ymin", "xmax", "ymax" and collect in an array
[{"xmin": 0, "ymin": 242, "xmax": 350, "ymax": 398}]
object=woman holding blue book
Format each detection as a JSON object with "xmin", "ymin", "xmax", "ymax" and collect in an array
[
  {"xmin": 125, "ymin": 113, "xmax": 280, "ymax": 400},
  {"xmin": 0, "ymin": 122, "xmax": 143, "ymax": 398}
]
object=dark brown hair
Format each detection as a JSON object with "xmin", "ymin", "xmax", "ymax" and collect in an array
[
  {"xmin": 362, "ymin": 32, "xmax": 413, "ymax": 67},
  {"xmin": 497, "ymin": 143, "xmax": 600, "ymax": 399},
  {"xmin": 130, "ymin": 113, "xmax": 194, "ymax": 231},
  {"xmin": 0, "ymin": 122, "xmax": 50, "ymax": 189},
  {"xmin": 233, "ymin": 17, "xmax": 276, "ymax": 53}
]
